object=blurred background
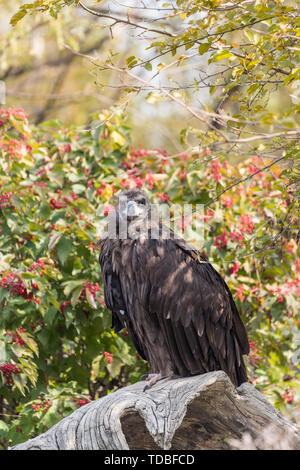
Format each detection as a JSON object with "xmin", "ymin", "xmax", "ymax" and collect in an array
[
  {"xmin": 1, "ymin": 1, "xmax": 295, "ymax": 154},
  {"xmin": 1, "ymin": 1, "xmax": 190, "ymax": 151}
]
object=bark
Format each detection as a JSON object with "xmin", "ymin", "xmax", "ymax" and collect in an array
[{"xmin": 10, "ymin": 371, "xmax": 300, "ymax": 450}]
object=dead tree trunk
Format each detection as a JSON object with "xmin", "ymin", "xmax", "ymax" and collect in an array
[{"xmin": 10, "ymin": 371, "xmax": 300, "ymax": 450}]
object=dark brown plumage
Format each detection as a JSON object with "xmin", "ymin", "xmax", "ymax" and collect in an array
[{"xmin": 99, "ymin": 190, "xmax": 249, "ymax": 388}]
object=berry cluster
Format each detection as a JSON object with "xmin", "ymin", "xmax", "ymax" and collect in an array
[
  {"xmin": 0, "ymin": 138, "xmax": 25, "ymax": 159},
  {"xmin": 31, "ymin": 397, "xmax": 52, "ymax": 413},
  {"xmin": 0, "ymin": 106, "xmax": 28, "ymax": 122},
  {"xmin": 119, "ymin": 148, "xmax": 161, "ymax": 191},
  {"xmin": 103, "ymin": 205, "xmax": 110, "ymax": 216},
  {"xmin": 79, "ymin": 282, "xmax": 100, "ymax": 301},
  {"xmin": 0, "ymin": 363, "xmax": 21, "ymax": 385},
  {"xmin": 179, "ymin": 170, "xmax": 186, "ymax": 182},
  {"xmin": 221, "ymin": 195, "xmax": 234, "ymax": 208},
  {"xmin": 50, "ymin": 198, "xmax": 67, "ymax": 210},
  {"xmin": 1, "ymin": 272, "xmax": 39, "ymax": 303},
  {"xmin": 87, "ymin": 178, "xmax": 95, "ymax": 189},
  {"xmin": 60, "ymin": 300, "xmax": 71, "ymax": 314},
  {"xmin": 71, "ymin": 397, "xmax": 90, "ymax": 408},
  {"xmin": 0, "ymin": 191, "xmax": 13, "ymax": 208},
  {"xmin": 156, "ymin": 192, "xmax": 170, "ymax": 203},
  {"xmin": 203, "ymin": 208, "xmax": 214, "ymax": 222},
  {"xmin": 229, "ymin": 262, "xmax": 241, "ymax": 276},
  {"xmin": 238, "ymin": 215, "xmax": 255, "ymax": 234},
  {"xmin": 214, "ymin": 229, "xmax": 245, "ymax": 251},
  {"xmin": 228, "ymin": 231, "xmax": 243, "ymax": 242},
  {"xmin": 270, "ymin": 277, "xmax": 300, "ymax": 303},
  {"xmin": 49, "ymin": 189, "xmax": 79, "ymax": 211},
  {"xmin": 95, "ymin": 182, "xmax": 109, "ymax": 196},
  {"xmin": 6, "ymin": 327, "xmax": 27, "ymax": 346},
  {"xmin": 28, "ymin": 258, "xmax": 46, "ymax": 276},
  {"xmin": 249, "ymin": 341, "xmax": 260, "ymax": 367},
  {"xmin": 235, "ymin": 284, "xmax": 246, "ymax": 302},
  {"xmin": 103, "ymin": 351, "xmax": 113, "ymax": 364},
  {"xmin": 282, "ymin": 388, "xmax": 294, "ymax": 404},
  {"xmin": 214, "ymin": 232, "xmax": 228, "ymax": 250},
  {"xmin": 209, "ymin": 157, "xmax": 222, "ymax": 183},
  {"xmin": 248, "ymin": 156, "xmax": 265, "ymax": 178},
  {"xmin": 120, "ymin": 147, "xmax": 143, "ymax": 170},
  {"xmin": 61, "ymin": 143, "xmax": 72, "ymax": 153},
  {"xmin": 1, "ymin": 273, "xmax": 31, "ymax": 299}
]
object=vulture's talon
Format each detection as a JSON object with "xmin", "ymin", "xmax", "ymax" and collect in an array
[{"xmin": 143, "ymin": 372, "xmax": 163, "ymax": 391}]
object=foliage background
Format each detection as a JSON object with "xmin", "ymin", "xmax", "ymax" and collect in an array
[{"xmin": 0, "ymin": 0, "xmax": 299, "ymax": 449}]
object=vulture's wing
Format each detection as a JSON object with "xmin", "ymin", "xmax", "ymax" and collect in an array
[
  {"xmin": 99, "ymin": 239, "xmax": 147, "ymax": 360},
  {"xmin": 133, "ymin": 235, "xmax": 249, "ymax": 386}
]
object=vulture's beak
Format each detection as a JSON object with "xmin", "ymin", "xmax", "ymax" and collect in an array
[{"xmin": 126, "ymin": 200, "xmax": 142, "ymax": 217}]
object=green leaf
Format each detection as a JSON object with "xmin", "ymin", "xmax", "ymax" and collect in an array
[
  {"xmin": 48, "ymin": 232, "xmax": 63, "ymax": 251},
  {"xmin": 107, "ymin": 358, "xmax": 122, "ymax": 378},
  {"xmin": 144, "ymin": 62, "xmax": 152, "ymax": 71},
  {"xmin": 56, "ymin": 237, "xmax": 73, "ymax": 265},
  {"xmin": 209, "ymin": 50, "xmax": 234, "ymax": 63},
  {"xmin": 44, "ymin": 306, "xmax": 58, "ymax": 327},
  {"xmin": 49, "ymin": 296, "xmax": 60, "ymax": 310},
  {"xmin": 71, "ymin": 286, "xmax": 82, "ymax": 307},
  {"xmin": 0, "ymin": 420, "xmax": 9, "ymax": 437},
  {"xmin": 13, "ymin": 373, "xmax": 26, "ymax": 395},
  {"xmin": 17, "ymin": 331, "xmax": 39, "ymax": 357},
  {"xmin": 198, "ymin": 43, "xmax": 210, "ymax": 55},
  {"xmin": 51, "ymin": 210, "xmax": 66, "ymax": 224},
  {"xmin": 11, "ymin": 344, "xmax": 32, "ymax": 359},
  {"xmin": 86, "ymin": 288, "xmax": 97, "ymax": 309},
  {"xmin": 6, "ymin": 214, "xmax": 18, "ymax": 232},
  {"xmin": 10, "ymin": 8, "xmax": 27, "ymax": 26},
  {"xmin": 62, "ymin": 280, "xmax": 85, "ymax": 297},
  {"xmin": 126, "ymin": 56, "xmax": 138, "ymax": 68},
  {"xmin": 40, "ymin": 401, "xmax": 61, "ymax": 428},
  {"xmin": 247, "ymin": 83, "xmax": 260, "ymax": 95},
  {"xmin": 72, "ymin": 184, "xmax": 86, "ymax": 195},
  {"xmin": 0, "ymin": 340, "xmax": 7, "ymax": 363}
]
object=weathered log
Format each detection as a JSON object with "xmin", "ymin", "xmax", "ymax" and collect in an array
[{"xmin": 11, "ymin": 371, "xmax": 300, "ymax": 450}]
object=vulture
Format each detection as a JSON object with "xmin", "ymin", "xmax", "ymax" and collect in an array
[{"xmin": 99, "ymin": 190, "xmax": 249, "ymax": 390}]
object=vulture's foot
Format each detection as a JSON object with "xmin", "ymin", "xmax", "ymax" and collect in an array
[{"xmin": 143, "ymin": 372, "xmax": 165, "ymax": 392}]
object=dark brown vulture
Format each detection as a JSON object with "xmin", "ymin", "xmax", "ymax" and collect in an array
[{"xmin": 99, "ymin": 190, "xmax": 249, "ymax": 390}]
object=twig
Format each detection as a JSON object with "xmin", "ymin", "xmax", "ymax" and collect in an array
[
  {"xmin": 78, "ymin": 1, "xmax": 175, "ymax": 37},
  {"xmin": 214, "ymin": 130, "xmax": 300, "ymax": 144},
  {"xmin": 204, "ymin": 155, "xmax": 286, "ymax": 207},
  {"xmin": 222, "ymin": 212, "xmax": 299, "ymax": 262}
]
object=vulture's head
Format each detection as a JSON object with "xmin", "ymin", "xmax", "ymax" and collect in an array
[{"xmin": 117, "ymin": 190, "xmax": 150, "ymax": 222}]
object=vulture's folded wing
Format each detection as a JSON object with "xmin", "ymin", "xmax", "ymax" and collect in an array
[
  {"xmin": 99, "ymin": 238, "xmax": 147, "ymax": 360},
  {"xmin": 133, "ymin": 236, "xmax": 249, "ymax": 385}
]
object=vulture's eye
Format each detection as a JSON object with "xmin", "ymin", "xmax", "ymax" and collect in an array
[{"xmin": 139, "ymin": 198, "xmax": 146, "ymax": 205}]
